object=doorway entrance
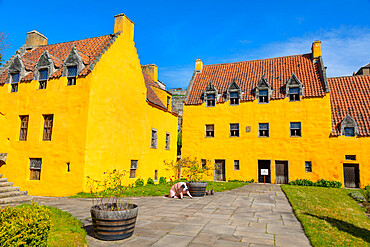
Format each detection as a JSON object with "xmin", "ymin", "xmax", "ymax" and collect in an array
[
  {"xmin": 214, "ymin": 160, "xmax": 226, "ymax": 181},
  {"xmin": 275, "ymin": 160, "xmax": 289, "ymax": 184},
  {"xmin": 258, "ymin": 160, "xmax": 271, "ymax": 183},
  {"xmin": 343, "ymin": 164, "xmax": 359, "ymax": 188}
]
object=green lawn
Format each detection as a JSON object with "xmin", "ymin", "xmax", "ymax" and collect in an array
[
  {"xmin": 281, "ymin": 185, "xmax": 370, "ymax": 247},
  {"xmin": 72, "ymin": 181, "xmax": 247, "ymax": 198},
  {"xmin": 47, "ymin": 206, "xmax": 87, "ymax": 247}
]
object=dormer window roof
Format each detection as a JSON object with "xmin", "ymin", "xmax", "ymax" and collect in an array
[
  {"xmin": 286, "ymin": 73, "xmax": 303, "ymax": 102},
  {"xmin": 256, "ymin": 75, "xmax": 272, "ymax": 103},
  {"xmin": 227, "ymin": 80, "xmax": 242, "ymax": 105},
  {"xmin": 340, "ymin": 115, "xmax": 358, "ymax": 137},
  {"xmin": 35, "ymin": 50, "xmax": 54, "ymax": 82},
  {"xmin": 204, "ymin": 82, "xmax": 218, "ymax": 107}
]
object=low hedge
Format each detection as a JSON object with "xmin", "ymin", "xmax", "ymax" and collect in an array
[
  {"xmin": 289, "ymin": 179, "xmax": 342, "ymax": 188},
  {"xmin": 0, "ymin": 203, "xmax": 51, "ymax": 246}
]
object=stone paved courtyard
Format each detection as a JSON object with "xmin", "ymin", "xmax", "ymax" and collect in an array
[{"xmin": 34, "ymin": 183, "xmax": 311, "ymax": 247}]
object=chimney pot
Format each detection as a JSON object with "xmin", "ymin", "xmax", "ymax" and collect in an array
[{"xmin": 26, "ymin": 30, "xmax": 48, "ymax": 49}]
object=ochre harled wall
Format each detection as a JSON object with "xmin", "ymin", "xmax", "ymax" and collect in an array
[
  {"xmin": 182, "ymin": 94, "xmax": 370, "ymax": 187},
  {"xmin": 82, "ymin": 25, "xmax": 177, "ymax": 189},
  {"xmin": 0, "ymin": 75, "xmax": 91, "ymax": 196},
  {"xmin": 0, "ymin": 20, "xmax": 178, "ymax": 196}
]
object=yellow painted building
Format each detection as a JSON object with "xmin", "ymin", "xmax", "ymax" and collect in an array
[
  {"xmin": 182, "ymin": 42, "xmax": 370, "ymax": 187},
  {"xmin": 0, "ymin": 14, "xmax": 178, "ymax": 196}
]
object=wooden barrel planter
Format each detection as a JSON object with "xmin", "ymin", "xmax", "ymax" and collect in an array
[
  {"xmin": 90, "ymin": 203, "xmax": 138, "ymax": 241},
  {"xmin": 188, "ymin": 182, "xmax": 207, "ymax": 197}
]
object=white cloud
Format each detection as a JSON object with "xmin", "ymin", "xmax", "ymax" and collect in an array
[{"xmin": 237, "ymin": 26, "xmax": 370, "ymax": 77}]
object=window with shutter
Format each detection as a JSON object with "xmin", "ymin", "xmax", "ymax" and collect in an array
[
  {"xmin": 29, "ymin": 158, "xmax": 42, "ymax": 180},
  {"xmin": 130, "ymin": 160, "xmax": 137, "ymax": 178}
]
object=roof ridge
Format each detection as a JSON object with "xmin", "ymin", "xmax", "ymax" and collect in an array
[
  {"xmin": 329, "ymin": 74, "xmax": 370, "ymax": 79},
  {"xmin": 204, "ymin": 53, "xmax": 312, "ymax": 67},
  {"xmin": 34, "ymin": 33, "xmax": 115, "ymax": 49}
]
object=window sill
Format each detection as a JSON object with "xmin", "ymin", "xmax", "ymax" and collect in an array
[
  {"xmin": 229, "ymin": 136, "xmax": 240, "ymax": 138},
  {"xmin": 258, "ymin": 136, "xmax": 269, "ymax": 138},
  {"xmin": 205, "ymin": 136, "xmax": 214, "ymax": 138},
  {"xmin": 150, "ymin": 147, "xmax": 157, "ymax": 149}
]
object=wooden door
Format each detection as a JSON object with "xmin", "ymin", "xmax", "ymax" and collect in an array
[
  {"xmin": 214, "ymin": 160, "xmax": 226, "ymax": 181},
  {"xmin": 343, "ymin": 164, "xmax": 359, "ymax": 188},
  {"xmin": 258, "ymin": 160, "xmax": 271, "ymax": 183},
  {"xmin": 275, "ymin": 161, "xmax": 288, "ymax": 184}
]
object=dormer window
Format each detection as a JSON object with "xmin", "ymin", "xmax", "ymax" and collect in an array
[
  {"xmin": 67, "ymin": 66, "xmax": 77, "ymax": 86},
  {"xmin": 10, "ymin": 73, "xmax": 19, "ymax": 93},
  {"xmin": 230, "ymin": 92, "xmax": 239, "ymax": 105},
  {"xmin": 344, "ymin": 127, "xmax": 355, "ymax": 137},
  {"xmin": 227, "ymin": 80, "xmax": 242, "ymax": 106},
  {"xmin": 206, "ymin": 94, "xmax": 215, "ymax": 107},
  {"xmin": 286, "ymin": 73, "xmax": 303, "ymax": 102},
  {"xmin": 38, "ymin": 69, "xmax": 48, "ymax": 89},
  {"xmin": 204, "ymin": 82, "xmax": 218, "ymax": 107},
  {"xmin": 340, "ymin": 115, "xmax": 358, "ymax": 137},
  {"xmin": 289, "ymin": 87, "xmax": 300, "ymax": 101},
  {"xmin": 259, "ymin": 89, "xmax": 268, "ymax": 103},
  {"xmin": 256, "ymin": 76, "xmax": 272, "ymax": 104}
]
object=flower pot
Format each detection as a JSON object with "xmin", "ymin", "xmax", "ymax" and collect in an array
[
  {"xmin": 187, "ymin": 182, "xmax": 207, "ymax": 197},
  {"xmin": 90, "ymin": 203, "xmax": 138, "ymax": 241}
]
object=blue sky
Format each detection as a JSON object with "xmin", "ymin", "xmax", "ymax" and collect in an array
[{"xmin": 0, "ymin": 0, "xmax": 369, "ymax": 89}]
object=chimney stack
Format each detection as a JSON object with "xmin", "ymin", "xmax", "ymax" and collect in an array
[
  {"xmin": 114, "ymin": 13, "xmax": 134, "ymax": 40},
  {"xmin": 142, "ymin": 64, "xmax": 158, "ymax": 82},
  {"xmin": 311, "ymin": 41, "xmax": 321, "ymax": 60},
  {"xmin": 26, "ymin": 30, "xmax": 48, "ymax": 49},
  {"xmin": 195, "ymin": 59, "xmax": 203, "ymax": 72}
]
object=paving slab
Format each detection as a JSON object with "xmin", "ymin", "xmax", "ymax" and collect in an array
[{"xmin": 33, "ymin": 183, "xmax": 311, "ymax": 246}]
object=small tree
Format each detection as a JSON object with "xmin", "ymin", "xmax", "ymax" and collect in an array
[{"xmin": 164, "ymin": 157, "xmax": 211, "ymax": 182}]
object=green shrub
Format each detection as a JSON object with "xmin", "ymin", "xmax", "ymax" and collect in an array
[
  {"xmin": 246, "ymin": 179, "xmax": 255, "ymax": 183},
  {"xmin": 147, "ymin": 177, "xmax": 154, "ymax": 185},
  {"xmin": 289, "ymin": 179, "xmax": 342, "ymax": 188},
  {"xmin": 365, "ymin": 185, "xmax": 370, "ymax": 191},
  {"xmin": 135, "ymin": 178, "xmax": 144, "ymax": 187},
  {"xmin": 349, "ymin": 191, "xmax": 365, "ymax": 202},
  {"xmin": 0, "ymin": 203, "xmax": 51, "ymax": 247},
  {"xmin": 159, "ymin": 177, "xmax": 167, "ymax": 184},
  {"xmin": 228, "ymin": 179, "xmax": 245, "ymax": 182},
  {"xmin": 359, "ymin": 188, "xmax": 370, "ymax": 201}
]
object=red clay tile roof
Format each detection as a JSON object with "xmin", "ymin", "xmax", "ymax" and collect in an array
[
  {"xmin": 186, "ymin": 54, "xmax": 326, "ymax": 105},
  {"xmin": 0, "ymin": 34, "xmax": 116, "ymax": 84},
  {"xmin": 328, "ymin": 75, "xmax": 370, "ymax": 136},
  {"xmin": 143, "ymin": 72, "xmax": 167, "ymax": 109}
]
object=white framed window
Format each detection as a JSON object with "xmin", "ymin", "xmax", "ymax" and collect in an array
[
  {"xmin": 67, "ymin": 66, "xmax": 77, "ymax": 86},
  {"xmin": 259, "ymin": 123, "xmax": 269, "ymax": 137},
  {"xmin": 290, "ymin": 122, "xmax": 301, "ymax": 137},
  {"xmin": 230, "ymin": 123, "xmax": 239, "ymax": 137},
  {"xmin": 151, "ymin": 129, "xmax": 158, "ymax": 148},
  {"xmin": 205, "ymin": 124, "xmax": 214, "ymax": 137},
  {"xmin": 38, "ymin": 68, "xmax": 48, "ymax": 89},
  {"xmin": 229, "ymin": 92, "xmax": 239, "ymax": 105},
  {"xmin": 206, "ymin": 94, "xmax": 215, "ymax": 107},
  {"xmin": 305, "ymin": 161, "xmax": 312, "ymax": 173},
  {"xmin": 165, "ymin": 133, "xmax": 170, "ymax": 150},
  {"xmin": 289, "ymin": 87, "xmax": 300, "ymax": 101},
  {"xmin": 234, "ymin": 160, "xmax": 240, "ymax": 170}
]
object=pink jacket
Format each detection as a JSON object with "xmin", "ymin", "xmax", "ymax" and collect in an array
[{"xmin": 169, "ymin": 182, "xmax": 192, "ymax": 199}]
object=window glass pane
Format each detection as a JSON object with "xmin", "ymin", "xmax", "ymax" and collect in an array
[
  {"xmin": 68, "ymin": 66, "xmax": 77, "ymax": 77},
  {"xmin": 12, "ymin": 73, "xmax": 20, "ymax": 83},
  {"xmin": 290, "ymin": 122, "xmax": 301, "ymax": 129},
  {"xmin": 207, "ymin": 94, "xmax": 215, "ymax": 100},
  {"xmin": 259, "ymin": 89, "xmax": 268, "ymax": 96},
  {"xmin": 289, "ymin": 87, "xmax": 299, "ymax": 94},
  {"xmin": 30, "ymin": 158, "xmax": 42, "ymax": 169},
  {"xmin": 39, "ymin": 69, "xmax": 48, "ymax": 81},
  {"xmin": 259, "ymin": 123, "xmax": 269, "ymax": 130},
  {"xmin": 230, "ymin": 92, "xmax": 238, "ymax": 98},
  {"xmin": 230, "ymin": 124, "xmax": 239, "ymax": 130},
  {"xmin": 131, "ymin": 160, "xmax": 137, "ymax": 169},
  {"xmin": 344, "ymin": 127, "xmax": 355, "ymax": 136},
  {"xmin": 206, "ymin": 125, "xmax": 214, "ymax": 131}
]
